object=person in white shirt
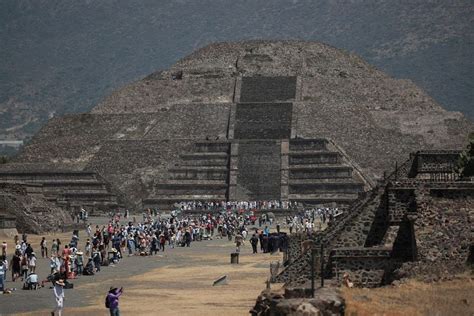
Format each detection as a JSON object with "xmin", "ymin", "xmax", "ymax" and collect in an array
[
  {"xmin": 52, "ymin": 279, "xmax": 65, "ymax": 316},
  {"xmin": 28, "ymin": 252, "xmax": 37, "ymax": 273},
  {"xmin": 25, "ymin": 272, "xmax": 38, "ymax": 290}
]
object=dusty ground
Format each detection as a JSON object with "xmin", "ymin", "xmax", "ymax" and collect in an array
[
  {"xmin": 342, "ymin": 274, "xmax": 474, "ymax": 316},
  {"xmin": 61, "ymin": 245, "xmax": 284, "ymax": 316},
  {"xmin": 1, "ymin": 220, "xmax": 283, "ymax": 315}
]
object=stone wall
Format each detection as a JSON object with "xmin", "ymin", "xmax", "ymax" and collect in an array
[
  {"xmin": 0, "ymin": 170, "xmax": 124, "ymax": 210},
  {"xmin": 278, "ymin": 152, "xmax": 474, "ymax": 288},
  {"xmin": 387, "ymin": 187, "xmax": 416, "ymax": 223},
  {"xmin": 330, "ymin": 247, "xmax": 394, "ymax": 288},
  {"xmin": 394, "ymin": 190, "xmax": 473, "ymax": 280},
  {"xmin": 143, "ymin": 103, "xmax": 230, "ymax": 140},
  {"xmin": 0, "ymin": 183, "xmax": 73, "ymax": 234},
  {"xmin": 86, "ymin": 139, "xmax": 195, "ymax": 204},
  {"xmin": 415, "ymin": 151, "xmax": 461, "ymax": 174}
]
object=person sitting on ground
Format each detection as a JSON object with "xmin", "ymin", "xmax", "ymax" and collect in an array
[
  {"xmin": 342, "ymin": 272, "xmax": 354, "ymax": 288},
  {"xmin": 83, "ymin": 258, "xmax": 95, "ymax": 275}
]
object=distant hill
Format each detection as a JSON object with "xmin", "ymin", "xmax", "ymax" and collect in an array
[{"xmin": 1, "ymin": 0, "xmax": 473, "ymax": 154}]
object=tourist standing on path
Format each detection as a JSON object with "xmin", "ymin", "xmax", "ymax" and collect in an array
[
  {"xmin": 2, "ymin": 241, "xmax": 7, "ymax": 257},
  {"xmin": 106, "ymin": 287, "xmax": 123, "ymax": 316},
  {"xmin": 52, "ymin": 279, "xmax": 65, "ymax": 316},
  {"xmin": 250, "ymin": 234, "xmax": 259, "ymax": 254},
  {"xmin": 234, "ymin": 233, "xmax": 244, "ymax": 253},
  {"xmin": 51, "ymin": 239, "xmax": 58, "ymax": 256},
  {"xmin": 0, "ymin": 259, "xmax": 5, "ymax": 291},
  {"xmin": 28, "ymin": 252, "xmax": 37, "ymax": 273},
  {"xmin": 11, "ymin": 252, "xmax": 21, "ymax": 281},
  {"xmin": 40, "ymin": 237, "xmax": 48, "ymax": 258}
]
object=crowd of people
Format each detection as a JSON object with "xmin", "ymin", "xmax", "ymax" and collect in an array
[
  {"xmin": 0, "ymin": 202, "xmax": 345, "ymax": 315},
  {"xmin": 0, "ymin": 234, "xmax": 40, "ymax": 292},
  {"xmin": 174, "ymin": 200, "xmax": 299, "ymax": 212},
  {"xmin": 285, "ymin": 207, "xmax": 344, "ymax": 234}
]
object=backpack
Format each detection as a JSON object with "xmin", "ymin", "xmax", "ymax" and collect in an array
[{"xmin": 105, "ymin": 295, "xmax": 110, "ymax": 308}]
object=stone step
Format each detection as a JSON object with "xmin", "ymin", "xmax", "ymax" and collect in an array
[
  {"xmin": 289, "ymin": 139, "xmax": 328, "ymax": 151},
  {"xmin": 194, "ymin": 141, "xmax": 230, "ymax": 153},
  {"xmin": 289, "ymin": 165, "xmax": 353, "ymax": 179},
  {"xmin": 147, "ymin": 194, "xmax": 226, "ymax": 201},
  {"xmin": 289, "ymin": 151, "xmax": 340, "ymax": 165},
  {"xmin": 61, "ymin": 192, "xmax": 116, "ymax": 198},
  {"xmin": 289, "ymin": 164, "xmax": 350, "ymax": 170},
  {"xmin": 154, "ymin": 181, "xmax": 228, "ymax": 196},
  {"xmin": 180, "ymin": 152, "xmax": 229, "ymax": 158},
  {"xmin": 289, "ymin": 179, "xmax": 360, "ymax": 184},
  {"xmin": 155, "ymin": 188, "xmax": 228, "ymax": 196},
  {"xmin": 155, "ymin": 180, "xmax": 227, "ymax": 185},
  {"xmin": 169, "ymin": 166, "xmax": 228, "ymax": 171},
  {"xmin": 179, "ymin": 158, "xmax": 228, "ymax": 167},
  {"xmin": 0, "ymin": 173, "xmax": 98, "ymax": 182},
  {"xmin": 289, "ymin": 150, "xmax": 339, "ymax": 156},
  {"xmin": 45, "ymin": 189, "xmax": 111, "ymax": 196},
  {"xmin": 289, "ymin": 182, "xmax": 364, "ymax": 194},
  {"xmin": 288, "ymin": 193, "xmax": 359, "ymax": 204},
  {"xmin": 170, "ymin": 167, "xmax": 228, "ymax": 181},
  {"xmin": 36, "ymin": 180, "xmax": 106, "ymax": 186},
  {"xmin": 143, "ymin": 194, "xmax": 227, "ymax": 209},
  {"xmin": 56, "ymin": 200, "xmax": 120, "ymax": 207}
]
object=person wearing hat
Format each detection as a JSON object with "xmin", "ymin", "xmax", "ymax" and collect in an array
[
  {"xmin": 106, "ymin": 286, "xmax": 123, "ymax": 316},
  {"xmin": 52, "ymin": 279, "xmax": 65, "ymax": 316},
  {"xmin": 75, "ymin": 251, "xmax": 84, "ymax": 275}
]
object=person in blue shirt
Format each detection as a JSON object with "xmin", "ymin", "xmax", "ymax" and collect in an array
[{"xmin": 263, "ymin": 226, "xmax": 270, "ymax": 236}]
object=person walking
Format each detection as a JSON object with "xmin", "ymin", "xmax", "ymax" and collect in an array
[
  {"xmin": 52, "ymin": 279, "xmax": 65, "ymax": 316},
  {"xmin": 106, "ymin": 287, "xmax": 123, "ymax": 316},
  {"xmin": 0, "ymin": 259, "xmax": 5, "ymax": 292},
  {"xmin": 250, "ymin": 234, "xmax": 259, "ymax": 254}
]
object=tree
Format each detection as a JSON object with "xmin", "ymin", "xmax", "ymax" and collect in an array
[{"xmin": 456, "ymin": 132, "xmax": 474, "ymax": 178}]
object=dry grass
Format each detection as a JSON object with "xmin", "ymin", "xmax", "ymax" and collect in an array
[{"xmin": 343, "ymin": 274, "xmax": 474, "ymax": 316}]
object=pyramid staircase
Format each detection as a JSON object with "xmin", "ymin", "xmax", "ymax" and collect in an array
[
  {"xmin": 143, "ymin": 141, "xmax": 231, "ymax": 210},
  {"xmin": 0, "ymin": 170, "xmax": 121, "ymax": 210},
  {"xmin": 288, "ymin": 138, "xmax": 365, "ymax": 206}
]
